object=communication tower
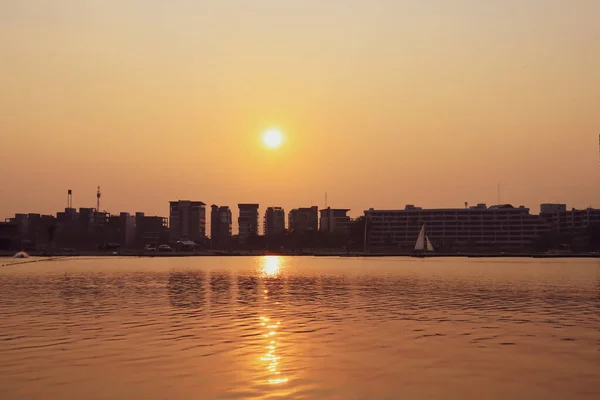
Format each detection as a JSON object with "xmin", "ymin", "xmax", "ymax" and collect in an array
[{"xmin": 97, "ymin": 186, "xmax": 101, "ymax": 211}]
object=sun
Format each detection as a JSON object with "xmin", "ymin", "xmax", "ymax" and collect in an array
[{"xmin": 263, "ymin": 128, "xmax": 283, "ymax": 149}]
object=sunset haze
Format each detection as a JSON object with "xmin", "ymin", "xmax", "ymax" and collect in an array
[{"xmin": 1, "ymin": 0, "xmax": 599, "ymax": 221}]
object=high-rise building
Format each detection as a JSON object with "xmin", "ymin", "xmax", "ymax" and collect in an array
[
  {"xmin": 135, "ymin": 212, "xmax": 169, "ymax": 247},
  {"xmin": 288, "ymin": 206, "xmax": 318, "ymax": 233},
  {"xmin": 211, "ymin": 205, "xmax": 232, "ymax": 249},
  {"xmin": 264, "ymin": 207, "xmax": 285, "ymax": 236},
  {"xmin": 238, "ymin": 204, "xmax": 259, "ymax": 243},
  {"xmin": 169, "ymin": 201, "xmax": 206, "ymax": 243},
  {"xmin": 319, "ymin": 208, "xmax": 351, "ymax": 234}
]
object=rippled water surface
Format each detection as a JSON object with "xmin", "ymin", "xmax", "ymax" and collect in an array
[{"xmin": 1, "ymin": 256, "xmax": 599, "ymax": 399}]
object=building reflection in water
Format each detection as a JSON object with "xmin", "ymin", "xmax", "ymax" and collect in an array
[
  {"xmin": 167, "ymin": 271, "xmax": 205, "ymax": 309},
  {"xmin": 210, "ymin": 271, "xmax": 232, "ymax": 305},
  {"xmin": 258, "ymin": 256, "xmax": 288, "ymax": 385}
]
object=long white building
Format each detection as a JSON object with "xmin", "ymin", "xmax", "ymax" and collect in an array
[{"xmin": 364, "ymin": 204, "xmax": 550, "ymax": 251}]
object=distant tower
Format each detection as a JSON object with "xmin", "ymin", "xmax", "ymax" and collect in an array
[
  {"xmin": 67, "ymin": 189, "xmax": 73, "ymax": 208},
  {"xmin": 96, "ymin": 186, "xmax": 101, "ymax": 211},
  {"xmin": 465, "ymin": 202, "xmax": 468, "ymax": 209}
]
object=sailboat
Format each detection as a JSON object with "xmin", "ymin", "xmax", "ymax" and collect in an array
[{"xmin": 413, "ymin": 224, "xmax": 434, "ymax": 257}]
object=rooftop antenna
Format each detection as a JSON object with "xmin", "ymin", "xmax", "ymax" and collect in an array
[
  {"xmin": 96, "ymin": 186, "xmax": 101, "ymax": 212},
  {"xmin": 67, "ymin": 189, "xmax": 72, "ymax": 208},
  {"xmin": 465, "ymin": 201, "xmax": 468, "ymax": 209}
]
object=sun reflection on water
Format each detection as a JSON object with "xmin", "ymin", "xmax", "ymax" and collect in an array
[
  {"xmin": 259, "ymin": 315, "xmax": 288, "ymax": 385},
  {"xmin": 261, "ymin": 255, "xmax": 284, "ymax": 278},
  {"xmin": 259, "ymin": 256, "xmax": 289, "ymax": 385}
]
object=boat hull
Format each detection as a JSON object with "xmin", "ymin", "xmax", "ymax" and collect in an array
[{"xmin": 411, "ymin": 251, "xmax": 434, "ymax": 258}]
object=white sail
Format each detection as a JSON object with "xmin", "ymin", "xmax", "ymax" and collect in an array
[
  {"xmin": 414, "ymin": 225, "xmax": 425, "ymax": 251},
  {"xmin": 426, "ymin": 236, "xmax": 435, "ymax": 252}
]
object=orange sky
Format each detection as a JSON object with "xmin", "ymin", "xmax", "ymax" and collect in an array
[{"xmin": 1, "ymin": 1, "xmax": 599, "ymax": 223}]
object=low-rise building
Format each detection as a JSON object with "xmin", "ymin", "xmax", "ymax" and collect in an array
[
  {"xmin": 106, "ymin": 212, "xmax": 136, "ymax": 248},
  {"xmin": 539, "ymin": 204, "xmax": 600, "ymax": 232},
  {"xmin": 55, "ymin": 207, "xmax": 79, "ymax": 248},
  {"xmin": 5, "ymin": 213, "xmax": 56, "ymax": 249},
  {"xmin": 135, "ymin": 212, "xmax": 169, "ymax": 247},
  {"xmin": 365, "ymin": 204, "xmax": 550, "ymax": 251},
  {"xmin": 540, "ymin": 203, "xmax": 567, "ymax": 214},
  {"xmin": 0, "ymin": 222, "xmax": 19, "ymax": 250}
]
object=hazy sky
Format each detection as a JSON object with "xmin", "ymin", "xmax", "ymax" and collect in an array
[{"xmin": 1, "ymin": 0, "xmax": 599, "ymax": 223}]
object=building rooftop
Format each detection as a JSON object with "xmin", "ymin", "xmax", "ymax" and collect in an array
[
  {"xmin": 365, "ymin": 204, "xmax": 529, "ymax": 213},
  {"xmin": 169, "ymin": 200, "xmax": 206, "ymax": 205},
  {"xmin": 488, "ymin": 204, "xmax": 522, "ymax": 209}
]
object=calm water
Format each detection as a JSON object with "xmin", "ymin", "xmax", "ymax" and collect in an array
[{"xmin": 0, "ymin": 256, "xmax": 598, "ymax": 399}]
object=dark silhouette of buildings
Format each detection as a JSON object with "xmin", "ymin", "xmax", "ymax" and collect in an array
[
  {"xmin": 6, "ymin": 197, "xmax": 600, "ymax": 253},
  {"xmin": 169, "ymin": 200, "xmax": 206, "ymax": 243},
  {"xmin": 54, "ymin": 207, "xmax": 166, "ymax": 250},
  {"xmin": 238, "ymin": 204, "xmax": 259, "ymax": 244},
  {"xmin": 539, "ymin": 204, "xmax": 600, "ymax": 231},
  {"xmin": 135, "ymin": 212, "xmax": 169, "ymax": 248},
  {"xmin": 264, "ymin": 207, "xmax": 285, "ymax": 236},
  {"xmin": 3, "ymin": 213, "xmax": 56, "ymax": 250},
  {"xmin": 320, "ymin": 208, "xmax": 351, "ymax": 234},
  {"xmin": 106, "ymin": 213, "xmax": 136, "ymax": 248},
  {"xmin": 74, "ymin": 208, "xmax": 110, "ymax": 249},
  {"xmin": 211, "ymin": 205, "xmax": 232, "ymax": 249},
  {"xmin": 55, "ymin": 207, "xmax": 78, "ymax": 248},
  {"xmin": 3, "ymin": 205, "xmax": 170, "ymax": 251},
  {"xmin": 288, "ymin": 206, "xmax": 318, "ymax": 233},
  {"xmin": 540, "ymin": 204, "xmax": 567, "ymax": 214},
  {"xmin": 364, "ymin": 203, "xmax": 550, "ymax": 251},
  {"xmin": 0, "ymin": 221, "xmax": 20, "ymax": 250}
]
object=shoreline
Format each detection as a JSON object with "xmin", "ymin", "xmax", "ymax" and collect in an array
[{"xmin": 1, "ymin": 251, "xmax": 599, "ymax": 259}]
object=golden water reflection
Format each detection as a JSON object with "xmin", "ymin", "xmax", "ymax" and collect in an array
[
  {"xmin": 260, "ymin": 255, "xmax": 283, "ymax": 278},
  {"xmin": 260, "ymin": 316, "xmax": 287, "ymax": 385},
  {"xmin": 259, "ymin": 256, "xmax": 288, "ymax": 385}
]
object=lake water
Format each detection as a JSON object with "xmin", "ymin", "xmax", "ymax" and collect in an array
[{"xmin": 0, "ymin": 256, "xmax": 598, "ymax": 399}]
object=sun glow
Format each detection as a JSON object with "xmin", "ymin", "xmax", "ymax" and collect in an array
[
  {"xmin": 263, "ymin": 128, "xmax": 283, "ymax": 149},
  {"xmin": 260, "ymin": 256, "xmax": 283, "ymax": 277}
]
